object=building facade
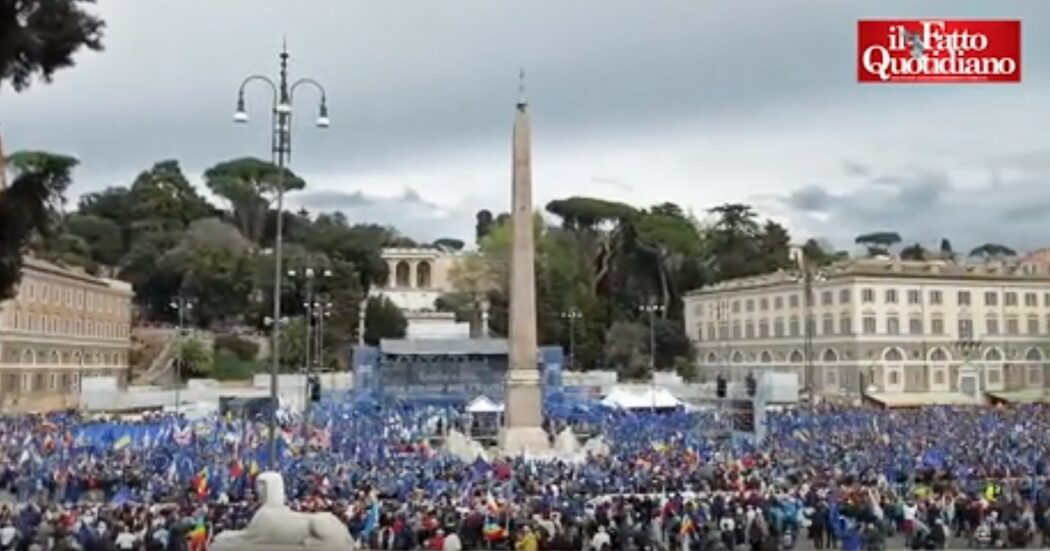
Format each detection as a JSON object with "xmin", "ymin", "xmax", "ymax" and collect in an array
[
  {"xmin": 0, "ymin": 257, "xmax": 134, "ymax": 408},
  {"xmin": 371, "ymin": 247, "xmax": 472, "ymax": 339},
  {"xmin": 684, "ymin": 258, "xmax": 1050, "ymax": 398}
]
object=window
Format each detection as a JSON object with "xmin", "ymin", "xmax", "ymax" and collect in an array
[
  {"xmin": 822, "ymin": 315, "xmax": 834, "ymax": 335},
  {"xmin": 985, "ymin": 291, "xmax": 998, "ymax": 306},
  {"xmin": 957, "ymin": 291, "xmax": 970, "ymax": 306},
  {"xmin": 758, "ymin": 320, "xmax": 769, "ymax": 338},
  {"xmin": 789, "ymin": 317, "xmax": 800, "ymax": 337},
  {"xmin": 732, "ymin": 300, "xmax": 740, "ymax": 313},
  {"xmin": 931, "ymin": 317, "xmax": 944, "ymax": 335},
  {"xmin": 958, "ymin": 319, "xmax": 973, "ymax": 339},
  {"xmin": 759, "ymin": 298, "xmax": 769, "ymax": 311},
  {"xmin": 862, "ymin": 289, "xmax": 875, "ymax": 303},
  {"xmin": 1025, "ymin": 292, "xmax": 1038, "ymax": 307},
  {"xmin": 26, "ymin": 282, "xmax": 35, "ymax": 300},
  {"xmin": 745, "ymin": 321, "xmax": 754, "ymax": 339},
  {"xmin": 706, "ymin": 323, "xmax": 715, "ymax": 340},
  {"xmin": 1045, "ymin": 293, "xmax": 1050, "ymax": 307},
  {"xmin": 1028, "ymin": 316, "xmax": 1039, "ymax": 335},
  {"xmin": 908, "ymin": 290, "xmax": 921, "ymax": 304},
  {"xmin": 863, "ymin": 316, "xmax": 877, "ymax": 334},
  {"xmin": 774, "ymin": 296, "xmax": 783, "ymax": 310},
  {"xmin": 887, "ymin": 316, "xmax": 900, "ymax": 335},
  {"xmin": 888, "ymin": 371, "xmax": 900, "ymax": 385},
  {"xmin": 909, "ymin": 317, "xmax": 923, "ymax": 335},
  {"xmin": 805, "ymin": 316, "xmax": 816, "ymax": 336},
  {"xmin": 986, "ymin": 317, "xmax": 999, "ymax": 335},
  {"xmin": 745, "ymin": 299, "xmax": 754, "ymax": 313},
  {"xmin": 934, "ymin": 370, "xmax": 945, "ymax": 385},
  {"xmin": 732, "ymin": 322, "xmax": 741, "ymax": 339},
  {"xmin": 1007, "ymin": 318, "xmax": 1020, "ymax": 335},
  {"xmin": 840, "ymin": 315, "xmax": 852, "ymax": 335},
  {"xmin": 774, "ymin": 319, "xmax": 784, "ymax": 337},
  {"xmin": 988, "ymin": 370, "xmax": 1001, "ymax": 385},
  {"xmin": 885, "ymin": 289, "xmax": 898, "ymax": 304},
  {"xmin": 839, "ymin": 289, "xmax": 850, "ymax": 304},
  {"xmin": 65, "ymin": 289, "xmax": 72, "ymax": 306},
  {"xmin": 718, "ymin": 323, "xmax": 728, "ymax": 339},
  {"xmin": 821, "ymin": 291, "xmax": 833, "ymax": 306},
  {"xmin": 930, "ymin": 290, "xmax": 943, "ymax": 305},
  {"xmin": 1005, "ymin": 292, "xmax": 1017, "ymax": 306},
  {"xmin": 789, "ymin": 295, "xmax": 799, "ymax": 308}
]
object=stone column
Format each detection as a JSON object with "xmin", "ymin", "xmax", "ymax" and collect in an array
[
  {"xmin": 500, "ymin": 86, "xmax": 549, "ymax": 455},
  {"xmin": 409, "ymin": 261, "xmax": 418, "ymax": 289},
  {"xmin": 386, "ymin": 260, "xmax": 397, "ymax": 288}
]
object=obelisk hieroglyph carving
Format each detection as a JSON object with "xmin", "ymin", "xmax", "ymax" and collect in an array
[{"xmin": 501, "ymin": 71, "xmax": 549, "ymax": 455}]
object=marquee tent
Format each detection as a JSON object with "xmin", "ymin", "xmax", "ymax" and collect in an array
[
  {"xmin": 601, "ymin": 386, "xmax": 683, "ymax": 410},
  {"xmin": 465, "ymin": 395, "xmax": 505, "ymax": 413}
]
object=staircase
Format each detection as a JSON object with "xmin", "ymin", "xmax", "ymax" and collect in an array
[{"xmin": 133, "ymin": 336, "xmax": 181, "ymax": 386}]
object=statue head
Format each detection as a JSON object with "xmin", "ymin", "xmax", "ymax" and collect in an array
[{"xmin": 255, "ymin": 472, "xmax": 286, "ymax": 507}]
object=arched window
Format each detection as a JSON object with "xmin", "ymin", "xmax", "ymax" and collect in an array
[
  {"xmin": 395, "ymin": 261, "xmax": 410, "ymax": 287},
  {"xmin": 788, "ymin": 350, "xmax": 804, "ymax": 363},
  {"xmin": 1025, "ymin": 347, "xmax": 1043, "ymax": 362},
  {"xmin": 930, "ymin": 348, "xmax": 950, "ymax": 362},
  {"xmin": 821, "ymin": 349, "xmax": 838, "ymax": 363},
  {"xmin": 883, "ymin": 347, "xmax": 904, "ymax": 362},
  {"xmin": 705, "ymin": 351, "xmax": 718, "ymax": 364},
  {"xmin": 985, "ymin": 348, "xmax": 1004, "ymax": 362},
  {"xmin": 416, "ymin": 261, "xmax": 432, "ymax": 288},
  {"xmin": 759, "ymin": 351, "xmax": 773, "ymax": 363},
  {"xmin": 730, "ymin": 350, "xmax": 744, "ymax": 363}
]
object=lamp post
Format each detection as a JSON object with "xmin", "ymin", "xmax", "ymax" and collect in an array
[
  {"xmin": 641, "ymin": 300, "xmax": 664, "ymax": 371},
  {"xmin": 288, "ymin": 267, "xmax": 331, "ymax": 431},
  {"xmin": 169, "ymin": 296, "xmax": 193, "ymax": 415},
  {"xmin": 793, "ymin": 259, "xmax": 827, "ymax": 403},
  {"xmin": 560, "ymin": 309, "xmax": 581, "ymax": 370},
  {"xmin": 233, "ymin": 45, "xmax": 329, "ymax": 470}
]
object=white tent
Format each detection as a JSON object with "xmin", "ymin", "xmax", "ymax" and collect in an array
[
  {"xmin": 465, "ymin": 395, "xmax": 505, "ymax": 413},
  {"xmin": 601, "ymin": 386, "xmax": 683, "ymax": 410}
]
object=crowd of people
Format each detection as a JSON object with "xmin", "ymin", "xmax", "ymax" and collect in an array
[{"xmin": 0, "ymin": 393, "xmax": 1049, "ymax": 550}]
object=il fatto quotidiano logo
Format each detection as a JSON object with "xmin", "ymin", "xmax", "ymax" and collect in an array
[{"xmin": 857, "ymin": 20, "xmax": 1021, "ymax": 83}]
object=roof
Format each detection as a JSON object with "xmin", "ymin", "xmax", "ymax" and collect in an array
[
  {"xmin": 379, "ymin": 338, "xmax": 509, "ymax": 356},
  {"xmin": 687, "ymin": 257, "xmax": 1050, "ymax": 297},
  {"xmin": 865, "ymin": 392, "xmax": 985, "ymax": 408},
  {"xmin": 23, "ymin": 256, "xmax": 133, "ymax": 293},
  {"xmin": 601, "ymin": 385, "xmax": 683, "ymax": 409},
  {"xmin": 986, "ymin": 390, "xmax": 1050, "ymax": 404}
]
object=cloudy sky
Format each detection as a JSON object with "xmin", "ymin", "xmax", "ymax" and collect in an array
[{"xmin": 3, "ymin": 1, "xmax": 1049, "ymax": 252}]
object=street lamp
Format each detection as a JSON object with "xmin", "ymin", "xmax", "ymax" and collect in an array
[
  {"xmin": 640, "ymin": 300, "xmax": 664, "ymax": 371},
  {"xmin": 169, "ymin": 296, "xmax": 193, "ymax": 415},
  {"xmin": 560, "ymin": 309, "xmax": 581, "ymax": 370},
  {"xmin": 793, "ymin": 263, "xmax": 827, "ymax": 403},
  {"xmin": 287, "ymin": 267, "xmax": 331, "ymax": 430},
  {"xmin": 234, "ymin": 44, "xmax": 329, "ymax": 470}
]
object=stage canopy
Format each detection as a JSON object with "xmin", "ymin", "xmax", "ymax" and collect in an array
[
  {"xmin": 601, "ymin": 386, "xmax": 683, "ymax": 410},
  {"xmin": 465, "ymin": 395, "xmax": 505, "ymax": 413}
]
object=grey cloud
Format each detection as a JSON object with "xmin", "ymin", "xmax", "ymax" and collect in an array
[
  {"xmin": 843, "ymin": 161, "xmax": 869, "ymax": 178},
  {"xmin": 784, "ymin": 185, "xmax": 835, "ymax": 213},
  {"xmin": 779, "ymin": 170, "xmax": 1050, "ymax": 252},
  {"xmin": 6, "ymin": 0, "xmax": 1049, "ymax": 197},
  {"xmin": 289, "ymin": 187, "xmax": 478, "ymax": 243}
]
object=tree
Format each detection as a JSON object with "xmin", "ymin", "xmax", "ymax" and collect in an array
[
  {"xmin": 633, "ymin": 206, "xmax": 703, "ymax": 316},
  {"xmin": 704, "ymin": 203, "xmax": 791, "ymax": 281},
  {"xmin": 363, "ymin": 296, "xmax": 407, "ymax": 345},
  {"xmin": 0, "ymin": 151, "xmax": 77, "ymax": 299},
  {"xmin": 673, "ymin": 356, "xmax": 698, "ymax": 383},
  {"xmin": 447, "ymin": 252, "xmax": 500, "ymax": 336},
  {"xmin": 204, "ymin": 157, "xmax": 305, "ymax": 244},
  {"xmin": 475, "ymin": 209, "xmax": 494, "ymax": 244},
  {"xmin": 178, "ymin": 338, "xmax": 212, "ymax": 379},
  {"xmin": 604, "ymin": 321, "xmax": 649, "ymax": 380},
  {"xmin": 854, "ymin": 231, "xmax": 901, "ymax": 257},
  {"xmin": 969, "ymin": 243, "xmax": 1017, "ymax": 259},
  {"xmin": 64, "ymin": 213, "xmax": 123, "ymax": 265},
  {"xmin": 432, "ymin": 237, "xmax": 465, "ymax": 252},
  {"xmin": 900, "ymin": 242, "xmax": 928, "ymax": 261},
  {"xmin": 127, "ymin": 160, "xmax": 214, "ymax": 233},
  {"xmin": 939, "ymin": 238, "xmax": 954, "ymax": 261},
  {"xmin": 0, "ymin": 0, "xmax": 104, "ymax": 92}
]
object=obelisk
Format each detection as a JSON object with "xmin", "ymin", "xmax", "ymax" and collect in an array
[{"xmin": 501, "ymin": 72, "xmax": 549, "ymax": 455}]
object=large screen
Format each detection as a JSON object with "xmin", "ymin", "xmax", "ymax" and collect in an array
[{"xmin": 379, "ymin": 356, "xmax": 508, "ymax": 397}]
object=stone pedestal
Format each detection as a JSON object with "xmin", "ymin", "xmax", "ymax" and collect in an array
[{"xmin": 501, "ymin": 381, "xmax": 549, "ymax": 455}]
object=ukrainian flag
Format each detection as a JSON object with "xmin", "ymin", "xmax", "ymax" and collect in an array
[{"xmin": 113, "ymin": 435, "xmax": 132, "ymax": 451}]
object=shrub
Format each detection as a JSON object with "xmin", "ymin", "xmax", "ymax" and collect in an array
[
  {"xmin": 214, "ymin": 334, "xmax": 260, "ymax": 361},
  {"xmin": 211, "ymin": 352, "xmax": 259, "ymax": 381}
]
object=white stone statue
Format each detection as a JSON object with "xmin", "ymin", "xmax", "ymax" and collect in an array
[{"xmin": 210, "ymin": 472, "xmax": 358, "ymax": 551}]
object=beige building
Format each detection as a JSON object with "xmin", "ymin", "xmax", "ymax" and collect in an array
[
  {"xmin": 372, "ymin": 247, "xmax": 472, "ymax": 338},
  {"xmin": 684, "ymin": 258, "xmax": 1050, "ymax": 402},
  {"xmin": 0, "ymin": 257, "xmax": 134, "ymax": 409}
]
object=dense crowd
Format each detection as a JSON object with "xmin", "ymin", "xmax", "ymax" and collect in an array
[{"xmin": 1, "ymin": 395, "xmax": 1050, "ymax": 550}]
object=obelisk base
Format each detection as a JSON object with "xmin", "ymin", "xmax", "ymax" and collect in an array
[{"xmin": 501, "ymin": 382, "xmax": 549, "ymax": 455}]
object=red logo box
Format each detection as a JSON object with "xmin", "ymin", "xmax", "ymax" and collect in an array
[{"xmin": 858, "ymin": 20, "xmax": 1021, "ymax": 83}]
